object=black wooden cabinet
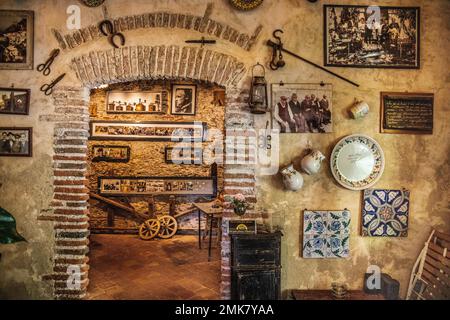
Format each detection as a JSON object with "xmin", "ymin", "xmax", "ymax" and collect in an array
[{"xmin": 231, "ymin": 232, "xmax": 282, "ymax": 300}]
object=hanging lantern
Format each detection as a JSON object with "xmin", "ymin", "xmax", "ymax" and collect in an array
[{"xmin": 249, "ymin": 63, "xmax": 269, "ymax": 114}]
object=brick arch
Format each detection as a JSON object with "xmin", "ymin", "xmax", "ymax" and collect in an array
[
  {"xmin": 53, "ymin": 10, "xmax": 262, "ymax": 52},
  {"xmin": 70, "ymin": 45, "xmax": 247, "ymax": 88},
  {"xmin": 39, "ymin": 46, "xmax": 257, "ymax": 300}
]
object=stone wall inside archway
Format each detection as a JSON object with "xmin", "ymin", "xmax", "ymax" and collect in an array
[{"xmin": 38, "ymin": 45, "xmax": 258, "ymax": 300}]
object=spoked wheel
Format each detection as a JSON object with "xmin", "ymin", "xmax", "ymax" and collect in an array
[
  {"xmin": 158, "ymin": 216, "xmax": 178, "ymax": 239},
  {"xmin": 139, "ymin": 219, "xmax": 160, "ymax": 240}
]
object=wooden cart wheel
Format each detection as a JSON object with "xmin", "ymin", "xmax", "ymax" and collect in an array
[
  {"xmin": 139, "ymin": 219, "xmax": 160, "ymax": 240},
  {"xmin": 158, "ymin": 216, "xmax": 178, "ymax": 239}
]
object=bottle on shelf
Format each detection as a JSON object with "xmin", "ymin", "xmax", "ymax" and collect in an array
[
  {"xmin": 135, "ymin": 98, "xmax": 145, "ymax": 112},
  {"xmin": 116, "ymin": 100, "xmax": 123, "ymax": 111},
  {"xmin": 155, "ymin": 94, "xmax": 161, "ymax": 112}
]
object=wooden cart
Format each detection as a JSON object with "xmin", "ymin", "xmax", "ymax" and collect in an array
[{"xmin": 89, "ymin": 192, "xmax": 179, "ymax": 240}]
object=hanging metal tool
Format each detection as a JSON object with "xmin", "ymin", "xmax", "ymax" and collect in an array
[
  {"xmin": 40, "ymin": 73, "xmax": 66, "ymax": 96},
  {"xmin": 37, "ymin": 49, "xmax": 60, "ymax": 76},
  {"xmin": 267, "ymin": 29, "xmax": 359, "ymax": 87},
  {"xmin": 269, "ymin": 30, "xmax": 286, "ymax": 70},
  {"xmin": 185, "ymin": 37, "xmax": 217, "ymax": 47}
]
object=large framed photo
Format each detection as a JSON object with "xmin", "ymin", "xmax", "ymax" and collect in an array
[
  {"xmin": 0, "ymin": 88, "xmax": 30, "ymax": 115},
  {"xmin": 171, "ymin": 84, "xmax": 197, "ymax": 115},
  {"xmin": 165, "ymin": 146, "xmax": 202, "ymax": 165},
  {"xmin": 92, "ymin": 145, "xmax": 131, "ymax": 162},
  {"xmin": 271, "ymin": 83, "xmax": 332, "ymax": 133},
  {"xmin": 0, "ymin": 127, "xmax": 32, "ymax": 157},
  {"xmin": 0, "ymin": 10, "xmax": 34, "ymax": 70},
  {"xmin": 99, "ymin": 176, "xmax": 216, "ymax": 196},
  {"xmin": 90, "ymin": 121, "xmax": 207, "ymax": 142},
  {"xmin": 106, "ymin": 91, "xmax": 165, "ymax": 114},
  {"xmin": 381, "ymin": 92, "xmax": 433, "ymax": 134},
  {"xmin": 324, "ymin": 5, "xmax": 420, "ymax": 69}
]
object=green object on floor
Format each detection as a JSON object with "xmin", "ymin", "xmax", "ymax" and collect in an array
[{"xmin": 0, "ymin": 207, "xmax": 26, "ymax": 244}]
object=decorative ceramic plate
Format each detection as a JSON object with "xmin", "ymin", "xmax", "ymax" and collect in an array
[
  {"xmin": 330, "ymin": 134, "xmax": 385, "ymax": 190},
  {"xmin": 79, "ymin": 0, "xmax": 105, "ymax": 7},
  {"xmin": 229, "ymin": 0, "xmax": 263, "ymax": 11}
]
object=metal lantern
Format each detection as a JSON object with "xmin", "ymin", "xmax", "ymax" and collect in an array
[{"xmin": 249, "ymin": 63, "xmax": 269, "ymax": 114}]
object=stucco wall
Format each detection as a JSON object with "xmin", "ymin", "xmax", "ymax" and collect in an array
[{"xmin": 0, "ymin": 0, "xmax": 448, "ymax": 299}]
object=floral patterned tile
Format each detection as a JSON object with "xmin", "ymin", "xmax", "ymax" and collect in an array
[
  {"xmin": 303, "ymin": 234, "xmax": 327, "ymax": 258},
  {"xmin": 302, "ymin": 210, "xmax": 351, "ymax": 259},
  {"xmin": 303, "ymin": 211, "xmax": 327, "ymax": 235},
  {"xmin": 362, "ymin": 189, "xmax": 410, "ymax": 237},
  {"xmin": 325, "ymin": 234, "xmax": 350, "ymax": 258}
]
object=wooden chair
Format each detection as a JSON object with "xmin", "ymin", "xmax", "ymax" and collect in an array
[{"xmin": 406, "ymin": 229, "xmax": 450, "ymax": 300}]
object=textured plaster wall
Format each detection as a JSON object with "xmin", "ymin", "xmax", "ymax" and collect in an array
[
  {"xmin": 87, "ymin": 80, "xmax": 224, "ymax": 231},
  {"xmin": 0, "ymin": 0, "xmax": 448, "ymax": 299}
]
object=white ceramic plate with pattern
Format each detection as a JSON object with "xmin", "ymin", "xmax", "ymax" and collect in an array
[{"xmin": 330, "ymin": 134, "xmax": 385, "ymax": 190}]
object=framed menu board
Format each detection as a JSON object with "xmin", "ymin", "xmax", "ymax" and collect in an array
[{"xmin": 381, "ymin": 92, "xmax": 434, "ymax": 134}]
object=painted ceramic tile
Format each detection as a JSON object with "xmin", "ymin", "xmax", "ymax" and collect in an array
[
  {"xmin": 303, "ymin": 210, "xmax": 350, "ymax": 258},
  {"xmin": 362, "ymin": 189, "xmax": 410, "ymax": 237}
]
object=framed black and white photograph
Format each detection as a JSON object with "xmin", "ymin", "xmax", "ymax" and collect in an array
[
  {"xmin": 381, "ymin": 92, "xmax": 434, "ymax": 134},
  {"xmin": 0, "ymin": 10, "xmax": 34, "ymax": 70},
  {"xmin": 106, "ymin": 91, "xmax": 165, "ymax": 114},
  {"xmin": 90, "ymin": 121, "xmax": 207, "ymax": 142},
  {"xmin": 0, "ymin": 88, "xmax": 30, "ymax": 115},
  {"xmin": 171, "ymin": 84, "xmax": 197, "ymax": 115},
  {"xmin": 92, "ymin": 145, "xmax": 131, "ymax": 162},
  {"xmin": 324, "ymin": 5, "xmax": 420, "ymax": 69},
  {"xmin": 0, "ymin": 127, "xmax": 32, "ymax": 157},
  {"xmin": 165, "ymin": 146, "xmax": 202, "ymax": 165},
  {"xmin": 271, "ymin": 83, "xmax": 332, "ymax": 133}
]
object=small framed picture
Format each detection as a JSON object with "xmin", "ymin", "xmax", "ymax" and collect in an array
[
  {"xmin": 171, "ymin": 84, "xmax": 197, "ymax": 115},
  {"xmin": 0, "ymin": 88, "xmax": 30, "ymax": 115},
  {"xmin": 0, "ymin": 127, "xmax": 32, "ymax": 157},
  {"xmin": 0, "ymin": 10, "xmax": 34, "ymax": 70},
  {"xmin": 165, "ymin": 146, "xmax": 202, "ymax": 165},
  {"xmin": 92, "ymin": 145, "xmax": 131, "ymax": 162}
]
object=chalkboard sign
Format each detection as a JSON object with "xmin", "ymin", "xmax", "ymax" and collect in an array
[{"xmin": 381, "ymin": 92, "xmax": 434, "ymax": 134}]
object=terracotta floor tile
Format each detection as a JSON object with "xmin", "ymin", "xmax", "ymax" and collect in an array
[{"xmin": 87, "ymin": 234, "xmax": 220, "ymax": 300}]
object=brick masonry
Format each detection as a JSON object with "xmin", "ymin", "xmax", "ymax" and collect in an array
[
  {"xmin": 40, "ymin": 45, "xmax": 257, "ymax": 300},
  {"xmin": 53, "ymin": 10, "xmax": 262, "ymax": 52}
]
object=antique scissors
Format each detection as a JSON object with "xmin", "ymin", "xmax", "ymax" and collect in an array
[
  {"xmin": 99, "ymin": 20, "xmax": 125, "ymax": 49},
  {"xmin": 37, "ymin": 49, "xmax": 60, "ymax": 76},
  {"xmin": 40, "ymin": 73, "xmax": 66, "ymax": 96}
]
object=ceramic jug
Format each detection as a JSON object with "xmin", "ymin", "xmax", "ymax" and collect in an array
[
  {"xmin": 280, "ymin": 164, "xmax": 303, "ymax": 191},
  {"xmin": 349, "ymin": 100, "xmax": 370, "ymax": 119},
  {"xmin": 301, "ymin": 150, "xmax": 325, "ymax": 175}
]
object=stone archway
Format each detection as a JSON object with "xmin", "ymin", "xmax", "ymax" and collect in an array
[{"xmin": 39, "ymin": 46, "xmax": 258, "ymax": 300}]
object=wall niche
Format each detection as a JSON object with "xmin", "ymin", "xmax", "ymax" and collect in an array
[{"xmin": 87, "ymin": 80, "xmax": 225, "ymax": 233}]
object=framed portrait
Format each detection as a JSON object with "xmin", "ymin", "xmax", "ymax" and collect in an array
[
  {"xmin": 106, "ymin": 91, "xmax": 165, "ymax": 114},
  {"xmin": 324, "ymin": 5, "xmax": 420, "ymax": 69},
  {"xmin": 0, "ymin": 10, "xmax": 34, "ymax": 70},
  {"xmin": 0, "ymin": 88, "xmax": 30, "ymax": 115},
  {"xmin": 98, "ymin": 176, "xmax": 216, "ymax": 197},
  {"xmin": 171, "ymin": 84, "xmax": 197, "ymax": 115},
  {"xmin": 380, "ymin": 92, "xmax": 434, "ymax": 134},
  {"xmin": 271, "ymin": 83, "xmax": 332, "ymax": 133},
  {"xmin": 90, "ymin": 121, "xmax": 207, "ymax": 142},
  {"xmin": 165, "ymin": 146, "xmax": 202, "ymax": 165},
  {"xmin": 0, "ymin": 127, "xmax": 32, "ymax": 157},
  {"xmin": 92, "ymin": 145, "xmax": 131, "ymax": 162}
]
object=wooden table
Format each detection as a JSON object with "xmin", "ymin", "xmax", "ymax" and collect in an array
[
  {"xmin": 291, "ymin": 290, "xmax": 385, "ymax": 300},
  {"xmin": 193, "ymin": 201, "xmax": 223, "ymax": 261}
]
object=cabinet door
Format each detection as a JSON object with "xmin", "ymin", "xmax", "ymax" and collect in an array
[{"xmin": 233, "ymin": 270, "xmax": 279, "ymax": 300}]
